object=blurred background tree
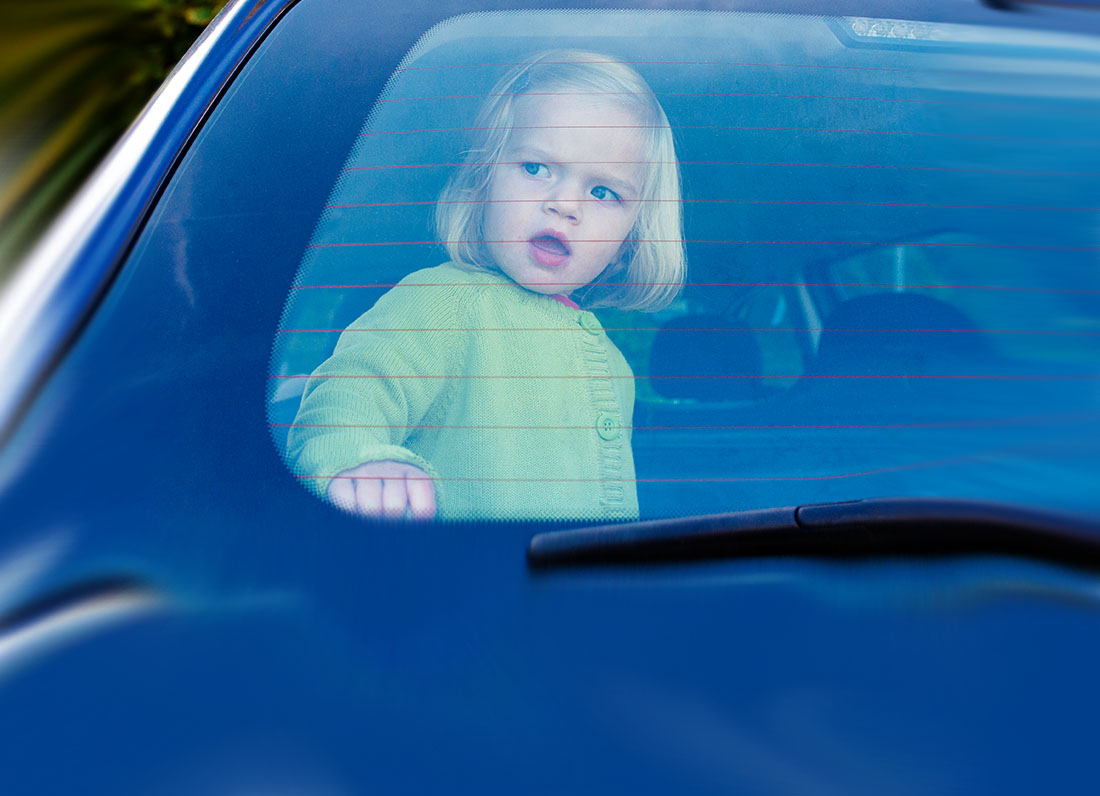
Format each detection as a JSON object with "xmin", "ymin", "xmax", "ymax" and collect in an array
[{"xmin": 0, "ymin": 0, "xmax": 228, "ymax": 282}]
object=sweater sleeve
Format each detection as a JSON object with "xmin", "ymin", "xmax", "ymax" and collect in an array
[{"xmin": 286, "ymin": 274, "xmax": 465, "ymax": 499}]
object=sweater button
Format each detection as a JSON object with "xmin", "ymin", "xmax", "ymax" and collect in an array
[
  {"xmin": 596, "ymin": 412, "xmax": 620, "ymax": 441},
  {"xmin": 579, "ymin": 312, "xmax": 601, "ymax": 335}
]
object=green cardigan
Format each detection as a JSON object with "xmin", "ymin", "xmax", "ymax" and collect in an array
[{"xmin": 288, "ymin": 262, "xmax": 638, "ymax": 521}]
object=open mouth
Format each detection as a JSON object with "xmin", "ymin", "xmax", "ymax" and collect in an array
[
  {"xmin": 528, "ymin": 231, "xmax": 572, "ymax": 269},
  {"xmin": 530, "ymin": 234, "xmax": 570, "ymax": 257}
]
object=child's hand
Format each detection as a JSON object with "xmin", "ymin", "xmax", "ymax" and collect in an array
[{"xmin": 327, "ymin": 460, "xmax": 437, "ymax": 520}]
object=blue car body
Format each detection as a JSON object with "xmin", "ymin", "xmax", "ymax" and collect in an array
[{"xmin": 1, "ymin": 1, "xmax": 1099, "ymax": 792}]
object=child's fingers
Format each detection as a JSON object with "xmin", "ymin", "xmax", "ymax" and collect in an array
[
  {"xmin": 327, "ymin": 474, "xmax": 357, "ymax": 512},
  {"xmin": 353, "ymin": 468, "xmax": 384, "ymax": 516},
  {"xmin": 403, "ymin": 467, "xmax": 437, "ymax": 519},
  {"xmin": 380, "ymin": 474, "xmax": 410, "ymax": 519},
  {"xmin": 329, "ymin": 461, "xmax": 435, "ymax": 520}
]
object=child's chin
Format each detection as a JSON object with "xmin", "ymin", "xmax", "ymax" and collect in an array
[{"xmin": 521, "ymin": 280, "xmax": 570, "ymax": 295}]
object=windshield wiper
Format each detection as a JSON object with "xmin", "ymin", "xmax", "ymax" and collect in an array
[{"xmin": 527, "ymin": 498, "xmax": 1100, "ymax": 570}]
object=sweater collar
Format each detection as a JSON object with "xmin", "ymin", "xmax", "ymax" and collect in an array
[{"xmin": 454, "ymin": 262, "xmax": 586, "ymax": 315}]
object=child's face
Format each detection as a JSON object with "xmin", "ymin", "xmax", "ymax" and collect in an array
[{"xmin": 483, "ymin": 92, "xmax": 646, "ymax": 296}]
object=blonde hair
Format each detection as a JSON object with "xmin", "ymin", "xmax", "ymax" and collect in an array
[{"xmin": 435, "ymin": 50, "xmax": 685, "ymax": 312}]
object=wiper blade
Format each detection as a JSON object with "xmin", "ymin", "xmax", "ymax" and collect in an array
[{"xmin": 527, "ymin": 498, "xmax": 1100, "ymax": 570}]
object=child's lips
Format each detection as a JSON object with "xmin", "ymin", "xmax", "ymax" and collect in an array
[{"xmin": 528, "ymin": 232, "xmax": 571, "ymax": 267}]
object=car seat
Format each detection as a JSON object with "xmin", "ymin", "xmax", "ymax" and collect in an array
[
  {"xmin": 648, "ymin": 313, "xmax": 764, "ymax": 402},
  {"xmin": 810, "ymin": 293, "xmax": 993, "ymax": 379}
]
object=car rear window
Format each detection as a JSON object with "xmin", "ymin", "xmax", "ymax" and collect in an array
[{"xmin": 269, "ymin": 10, "xmax": 1100, "ymax": 521}]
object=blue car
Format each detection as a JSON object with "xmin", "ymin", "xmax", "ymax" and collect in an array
[{"xmin": 1, "ymin": 0, "xmax": 1099, "ymax": 792}]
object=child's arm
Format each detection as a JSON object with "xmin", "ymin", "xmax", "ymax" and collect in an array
[{"xmin": 287, "ymin": 275, "xmax": 465, "ymax": 518}]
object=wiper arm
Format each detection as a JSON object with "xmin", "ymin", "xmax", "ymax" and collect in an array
[{"xmin": 527, "ymin": 498, "xmax": 1100, "ymax": 570}]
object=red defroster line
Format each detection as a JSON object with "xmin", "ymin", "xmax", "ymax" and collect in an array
[
  {"xmin": 271, "ymin": 413, "xmax": 1100, "ymax": 431},
  {"xmin": 307, "ymin": 239, "xmax": 1098, "ymax": 252},
  {"xmin": 269, "ymin": 373, "xmax": 1100, "ymax": 381},
  {"xmin": 341, "ymin": 161, "xmax": 1100, "ymax": 177},
  {"xmin": 358, "ymin": 124, "xmax": 1098, "ymax": 145},
  {"xmin": 325, "ymin": 198, "xmax": 1099, "ymax": 212},
  {"xmin": 290, "ymin": 282, "xmax": 1100, "ymax": 295},
  {"xmin": 277, "ymin": 327, "xmax": 1100, "ymax": 336}
]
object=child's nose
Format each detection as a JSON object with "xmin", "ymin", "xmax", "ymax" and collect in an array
[{"xmin": 544, "ymin": 190, "xmax": 582, "ymax": 223}]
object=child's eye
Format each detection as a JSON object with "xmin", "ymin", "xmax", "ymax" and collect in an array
[
  {"xmin": 590, "ymin": 185, "xmax": 622, "ymax": 203},
  {"xmin": 522, "ymin": 162, "xmax": 549, "ymax": 177}
]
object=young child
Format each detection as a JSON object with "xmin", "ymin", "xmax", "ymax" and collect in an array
[{"xmin": 288, "ymin": 50, "xmax": 685, "ymax": 521}]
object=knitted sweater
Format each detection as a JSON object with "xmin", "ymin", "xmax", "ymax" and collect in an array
[{"xmin": 287, "ymin": 262, "xmax": 638, "ymax": 521}]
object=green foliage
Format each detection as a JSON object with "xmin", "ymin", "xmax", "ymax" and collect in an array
[{"xmin": 0, "ymin": 0, "xmax": 228, "ymax": 278}]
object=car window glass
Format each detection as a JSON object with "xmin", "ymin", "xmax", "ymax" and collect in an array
[{"xmin": 268, "ymin": 10, "xmax": 1100, "ymax": 521}]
